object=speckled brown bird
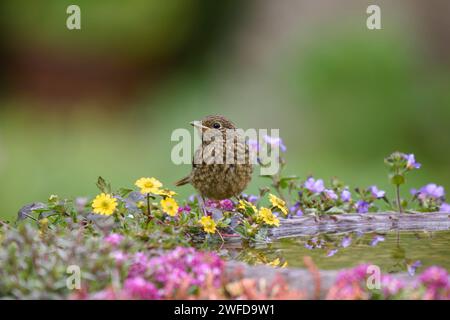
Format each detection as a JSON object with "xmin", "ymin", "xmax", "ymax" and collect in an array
[{"xmin": 175, "ymin": 115, "xmax": 253, "ymax": 201}]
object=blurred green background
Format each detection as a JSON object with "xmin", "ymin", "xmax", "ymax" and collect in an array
[{"xmin": 0, "ymin": 0, "xmax": 449, "ymax": 220}]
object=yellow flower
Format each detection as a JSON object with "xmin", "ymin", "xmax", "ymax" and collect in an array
[
  {"xmin": 268, "ymin": 258, "xmax": 281, "ymax": 267},
  {"xmin": 258, "ymin": 207, "xmax": 280, "ymax": 227},
  {"xmin": 268, "ymin": 258, "xmax": 288, "ymax": 268},
  {"xmin": 155, "ymin": 189, "xmax": 177, "ymax": 198},
  {"xmin": 237, "ymin": 200, "xmax": 257, "ymax": 214},
  {"xmin": 135, "ymin": 177, "xmax": 163, "ymax": 194},
  {"xmin": 136, "ymin": 201, "xmax": 145, "ymax": 209},
  {"xmin": 199, "ymin": 216, "xmax": 217, "ymax": 234},
  {"xmin": 269, "ymin": 194, "xmax": 288, "ymax": 216},
  {"xmin": 160, "ymin": 197, "xmax": 179, "ymax": 217},
  {"xmin": 92, "ymin": 193, "xmax": 117, "ymax": 215}
]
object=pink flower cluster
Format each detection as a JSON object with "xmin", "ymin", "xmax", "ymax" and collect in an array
[
  {"xmin": 92, "ymin": 247, "xmax": 224, "ymax": 300},
  {"xmin": 418, "ymin": 266, "xmax": 450, "ymax": 300},
  {"xmin": 327, "ymin": 264, "xmax": 450, "ymax": 300},
  {"xmin": 205, "ymin": 199, "xmax": 235, "ymax": 211}
]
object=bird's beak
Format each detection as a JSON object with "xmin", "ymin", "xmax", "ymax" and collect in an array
[{"xmin": 190, "ymin": 121, "xmax": 208, "ymax": 130}]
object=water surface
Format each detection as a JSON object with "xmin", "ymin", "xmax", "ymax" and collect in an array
[{"xmin": 227, "ymin": 230, "xmax": 450, "ymax": 274}]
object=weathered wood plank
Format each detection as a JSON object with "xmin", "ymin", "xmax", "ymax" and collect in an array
[{"xmin": 270, "ymin": 212, "xmax": 450, "ymax": 239}]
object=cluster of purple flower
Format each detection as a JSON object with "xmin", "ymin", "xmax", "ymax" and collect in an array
[
  {"xmin": 301, "ymin": 176, "xmax": 387, "ymax": 214},
  {"xmin": 411, "ymin": 183, "xmax": 450, "ymax": 212}
]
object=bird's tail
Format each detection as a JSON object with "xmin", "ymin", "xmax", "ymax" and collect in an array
[{"xmin": 174, "ymin": 176, "xmax": 191, "ymax": 187}]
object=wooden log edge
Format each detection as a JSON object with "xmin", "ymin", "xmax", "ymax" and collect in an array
[{"xmin": 270, "ymin": 212, "xmax": 450, "ymax": 239}]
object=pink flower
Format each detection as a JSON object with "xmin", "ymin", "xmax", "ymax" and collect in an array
[
  {"xmin": 219, "ymin": 199, "xmax": 234, "ymax": 211},
  {"xmin": 419, "ymin": 266, "xmax": 449, "ymax": 288},
  {"xmin": 381, "ymin": 275, "xmax": 404, "ymax": 297},
  {"xmin": 111, "ymin": 251, "xmax": 128, "ymax": 264},
  {"xmin": 104, "ymin": 233, "xmax": 124, "ymax": 246},
  {"xmin": 124, "ymin": 277, "xmax": 160, "ymax": 300}
]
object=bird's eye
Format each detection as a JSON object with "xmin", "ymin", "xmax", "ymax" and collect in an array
[{"xmin": 212, "ymin": 122, "xmax": 221, "ymax": 129}]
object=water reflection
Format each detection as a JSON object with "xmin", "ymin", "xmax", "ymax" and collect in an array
[{"xmin": 221, "ymin": 230, "xmax": 450, "ymax": 274}]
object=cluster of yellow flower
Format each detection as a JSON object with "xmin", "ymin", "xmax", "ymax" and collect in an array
[
  {"xmin": 91, "ymin": 177, "xmax": 286, "ymax": 237},
  {"xmin": 199, "ymin": 216, "xmax": 216, "ymax": 234},
  {"xmin": 92, "ymin": 177, "xmax": 179, "ymax": 217},
  {"xmin": 237, "ymin": 193, "xmax": 287, "ymax": 228}
]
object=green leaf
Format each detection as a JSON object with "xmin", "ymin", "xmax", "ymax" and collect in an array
[
  {"xmin": 119, "ymin": 188, "xmax": 133, "ymax": 198},
  {"xmin": 279, "ymin": 176, "xmax": 299, "ymax": 189},
  {"xmin": 96, "ymin": 176, "xmax": 112, "ymax": 193},
  {"xmin": 389, "ymin": 174, "xmax": 405, "ymax": 186},
  {"xmin": 325, "ymin": 207, "xmax": 345, "ymax": 214}
]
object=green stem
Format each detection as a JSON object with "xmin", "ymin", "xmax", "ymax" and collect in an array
[
  {"xmin": 396, "ymin": 184, "xmax": 403, "ymax": 213},
  {"xmin": 146, "ymin": 193, "xmax": 152, "ymax": 221}
]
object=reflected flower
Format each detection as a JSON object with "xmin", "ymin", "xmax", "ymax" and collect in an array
[
  {"xmin": 341, "ymin": 236, "xmax": 352, "ymax": 248},
  {"xmin": 407, "ymin": 260, "xmax": 422, "ymax": 276},
  {"xmin": 327, "ymin": 249, "xmax": 338, "ymax": 257},
  {"xmin": 370, "ymin": 235, "xmax": 385, "ymax": 247}
]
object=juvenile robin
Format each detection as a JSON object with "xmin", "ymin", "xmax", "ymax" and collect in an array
[{"xmin": 175, "ymin": 115, "xmax": 253, "ymax": 203}]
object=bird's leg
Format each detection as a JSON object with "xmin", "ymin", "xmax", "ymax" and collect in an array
[
  {"xmin": 217, "ymin": 230, "xmax": 225, "ymax": 243},
  {"xmin": 197, "ymin": 195, "xmax": 208, "ymax": 216},
  {"xmin": 233, "ymin": 194, "xmax": 243, "ymax": 203}
]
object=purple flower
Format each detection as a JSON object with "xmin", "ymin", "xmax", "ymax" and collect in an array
[
  {"xmin": 247, "ymin": 194, "xmax": 259, "ymax": 203},
  {"xmin": 407, "ymin": 260, "xmax": 422, "ymax": 276},
  {"xmin": 341, "ymin": 236, "xmax": 352, "ymax": 248},
  {"xmin": 417, "ymin": 183, "xmax": 445, "ymax": 199},
  {"xmin": 124, "ymin": 277, "xmax": 160, "ymax": 300},
  {"xmin": 370, "ymin": 235, "xmax": 385, "ymax": 247},
  {"xmin": 219, "ymin": 199, "xmax": 234, "ymax": 211},
  {"xmin": 205, "ymin": 199, "xmax": 219, "ymax": 208},
  {"xmin": 341, "ymin": 189, "xmax": 352, "ymax": 202},
  {"xmin": 356, "ymin": 200, "xmax": 370, "ymax": 213},
  {"xmin": 404, "ymin": 154, "xmax": 421, "ymax": 170},
  {"xmin": 327, "ymin": 249, "xmax": 338, "ymax": 257},
  {"xmin": 440, "ymin": 203, "xmax": 450, "ymax": 213},
  {"xmin": 324, "ymin": 189, "xmax": 338, "ymax": 200},
  {"xmin": 104, "ymin": 233, "xmax": 124, "ymax": 246},
  {"xmin": 247, "ymin": 139, "xmax": 260, "ymax": 153},
  {"xmin": 263, "ymin": 135, "xmax": 287, "ymax": 152},
  {"xmin": 369, "ymin": 186, "xmax": 386, "ymax": 199},
  {"xmin": 178, "ymin": 205, "xmax": 192, "ymax": 213},
  {"xmin": 290, "ymin": 202, "xmax": 303, "ymax": 217},
  {"xmin": 304, "ymin": 177, "xmax": 325, "ymax": 194}
]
